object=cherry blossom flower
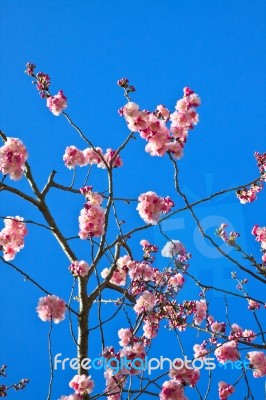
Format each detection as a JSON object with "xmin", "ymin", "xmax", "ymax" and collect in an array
[
  {"xmin": 248, "ymin": 299, "xmax": 261, "ymax": 310},
  {"xmin": 161, "ymin": 240, "xmax": 188, "ymax": 261},
  {"xmin": 247, "ymin": 351, "xmax": 266, "ymax": 378},
  {"xmin": 214, "ymin": 341, "xmax": 239, "ymax": 364},
  {"xmin": 169, "ymin": 360, "xmax": 200, "ymax": 387},
  {"xmin": 63, "ymin": 146, "xmax": 86, "ymax": 169},
  {"xmin": 159, "ymin": 380, "xmax": 188, "ymax": 400},
  {"xmin": 69, "ymin": 374, "xmax": 94, "ymax": 395},
  {"xmin": 36, "ymin": 295, "xmax": 66, "ymax": 323},
  {"xmin": 0, "ymin": 137, "xmax": 28, "ymax": 180},
  {"xmin": 218, "ymin": 381, "xmax": 235, "ymax": 400},
  {"xmin": 134, "ymin": 291, "xmax": 156, "ymax": 314},
  {"xmin": 236, "ymin": 183, "xmax": 263, "ymax": 204},
  {"xmin": 194, "ymin": 300, "xmax": 207, "ymax": 325},
  {"xmin": 252, "ymin": 224, "xmax": 266, "ymax": 262},
  {"xmin": 47, "ymin": 90, "xmax": 67, "ymax": 116},
  {"xmin": 78, "ymin": 189, "xmax": 105, "ymax": 238},
  {"xmin": 137, "ymin": 191, "xmax": 174, "ymax": 224},
  {"xmin": 59, "ymin": 395, "xmax": 81, "ymax": 400},
  {"xmin": 0, "ymin": 216, "xmax": 27, "ymax": 261},
  {"xmin": 69, "ymin": 260, "xmax": 90, "ymax": 277},
  {"xmin": 118, "ymin": 328, "xmax": 133, "ymax": 347}
]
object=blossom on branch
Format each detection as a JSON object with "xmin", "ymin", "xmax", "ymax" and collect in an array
[
  {"xmin": 0, "ymin": 216, "xmax": 27, "ymax": 261},
  {"xmin": 218, "ymin": 381, "xmax": 235, "ymax": 400},
  {"xmin": 0, "ymin": 137, "xmax": 28, "ymax": 180},
  {"xmin": 79, "ymin": 188, "xmax": 105, "ymax": 238},
  {"xmin": 36, "ymin": 295, "xmax": 66, "ymax": 323},
  {"xmin": 247, "ymin": 351, "xmax": 266, "ymax": 378},
  {"xmin": 47, "ymin": 90, "xmax": 67, "ymax": 116},
  {"xmin": 69, "ymin": 374, "xmax": 94, "ymax": 395},
  {"xmin": 137, "ymin": 191, "xmax": 174, "ymax": 224},
  {"xmin": 69, "ymin": 260, "xmax": 90, "ymax": 277}
]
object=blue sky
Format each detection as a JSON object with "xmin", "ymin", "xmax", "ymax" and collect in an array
[{"xmin": 0, "ymin": 1, "xmax": 266, "ymax": 399}]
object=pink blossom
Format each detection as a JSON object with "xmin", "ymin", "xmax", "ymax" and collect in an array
[
  {"xmin": 100, "ymin": 148, "xmax": 123, "ymax": 169},
  {"xmin": 119, "ymin": 342, "xmax": 146, "ymax": 375},
  {"xmin": 159, "ymin": 380, "xmax": 188, "ymax": 400},
  {"xmin": 47, "ymin": 90, "xmax": 67, "ymax": 116},
  {"xmin": 63, "ymin": 146, "xmax": 86, "ymax": 169},
  {"xmin": 59, "ymin": 395, "xmax": 81, "ymax": 400},
  {"xmin": 252, "ymin": 224, "xmax": 266, "ymax": 262},
  {"xmin": 0, "ymin": 216, "xmax": 27, "ymax": 261},
  {"xmin": 137, "ymin": 191, "xmax": 174, "ymax": 224},
  {"xmin": 236, "ymin": 183, "xmax": 263, "ymax": 204},
  {"xmin": 169, "ymin": 360, "xmax": 200, "ymax": 387},
  {"xmin": 69, "ymin": 260, "xmax": 90, "ymax": 277},
  {"xmin": 83, "ymin": 147, "xmax": 104, "ymax": 165},
  {"xmin": 128, "ymin": 261, "xmax": 154, "ymax": 282},
  {"xmin": 247, "ymin": 351, "xmax": 266, "ymax": 378},
  {"xmin": 207, "ymin": 316, "xmax": 226, "ymax": 333},
  {"xmin": 168, "ymin": 273, "xmax": 184, "ymax": 287},
  {"xmin": 254, "ymin": 151, "xmax": 266, "ymax": 180},
  {"xmin": 193, "ymin": 344, "xmax": 208, "ymax": 359},
  {"xmin": 218, "ymin": 381, "xmax": 235, "ymax": 400},
  {"xmin": 104, "ymin": 368, "xmax": 124, "ymax": 399},
  {"xmin": 78, "ymin": 190, "xmax": 105, "ymax": 239},
  {"xmin": 36, "ymin": 295, "xmax": 66, "ymax": 323},
  {"xmin": 134, "ymin": 291, "xmax": 156, "ymax": 314},
  {"xmin": 69, "ymin": 374, "xmax": 94, "ymax": 395},
  {"xmin": 248, "ymin": 299, "xmax": 261, "ymax": 310},
  {"xmin": 156, "ymin": 105, "xmax": 170, "ymax": 121},
  {"xmin": 118, "ymin": 328, "xmax": 133, "ymax": 347},
  {"xmin": 194, "ymin": 300, "xmax": 207, "ymax": 325},
  {"xmin": 0, "ymin": 137, "xmax": 28, "ymax": 180},
  {"xmin": 143, "ymin": 314, "xmax": 159, "ymax": 339},
  {"xmin": 214, "ymin": 341, "xmax": 239, "ymax": 364},
  {"xmin": 161, "ymin": 240, "xmax": 188, "ymax": 261},
  {"xmin": 101, "ymin": 255, "xmax": 134, "ymax": 286}
]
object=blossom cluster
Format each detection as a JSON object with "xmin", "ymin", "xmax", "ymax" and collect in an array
[
  {"xmin": 78, "ymin": 187, "xmax": 105, "ymax": 238},
  {"xmin": 169, "ymin": 360, "xmax": 200, "ymax": 387},
  {"xmin": 69, "ymin": 260, "xmax": 90, "ymax": 277},
  {"xmin": 159, "ymin": 379, "xmax": 188, "ymax": 400},
  {"xmin": 0, "ymin": 216, "xmax": 27, "ymax": 260},
  {"xmin": 218, "ymin": 381, "xmax": 235, "ymax": 400},
  {"xmin": 247, "ymin": 351, "xmax": 266, "ymax": 378},
  {"xmin": 137, "ymin": 191, "xmax": 174, "ymax": 224},
  {"xmin": 216, "ymin": 223, "xmax": 240, "ymax": 245},
  {"xmin": 252, "ymin": 224, "xmax": 266, "ymax": 263},
  {"xmin": 161, "ymin": 240, "xmax": 190, "ymax": 262},
  {"xmin": 119, "ymin": 87, "xmax": 200, "ymax": 159},
  {"xmin": 119, "ymin": 88, "xmax": 200, "ymax": 159},
  {"xmin": 63, "ymin": 145, "xmax": 122, "ymax": 169},
  {"xmin": 25, "ymin": 62, "xmax": 67, "ymax": 115},
  {"xmin": 36, "ymin": 295, "xmax": 66, "ymax": 324},
  {"xmin": 60, "ymin": 374, "xmax": 94, "ymax": 399},
  {"xmin": 47, "ymin": 90, "xmax": 67, "ymax": 116},
  {"xmin": 236, "ymin": 152, "xmax": 266, "ymax": 203},
  {"xmin": 0, "ymin": 137, "xmax": 28, "ymax": 180}
]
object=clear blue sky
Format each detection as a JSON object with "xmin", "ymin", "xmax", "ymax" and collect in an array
[{"xmin": 0, "ymin": 1, "xmax": 265, "ymax": 399}]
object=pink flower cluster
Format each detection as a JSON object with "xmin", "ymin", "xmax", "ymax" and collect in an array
[
  {"xmin": 36, "ymin": 295, "xmax": 66, "ymax": 323},
  {"xmin": 137, "ymin": 191, "xmax": 174, "ymax": 224},
  {"xmin": 59, "ymin": 395, "xmax": 80, "ymax": 400},
  {"xmin": 218, "ymin": 381, "xmax": 235, "ymax": 400},
  {"xmin": 69, "ymin": 374, "xmax": 94, "ymax": 395},
  {"xmin": 69, "ymin": 260, "xmax": 90, "ymax": 277},
  {"xmin": 79, "ymin": 189, "xmax": 105, "ymax": 238},
  {"xmin": 118, "ymin": 328, "xmax": 133, "ymax": 347},
  {"xmin": 216, "ymin": 223, "xmax": 239, "ymax": 245},
  {"xmin": 119, "ymin": 87, "xmax": 200, "ymax": 159},
  {"xmin": 247, "ymin": 351, "xmax": 266, "ymax": 378},
  {"xmin": 236, "ymin": 183, "xmax": 263, "ymax": 204},
  {"xmin": 207, "ymin": 316, "xmax": 226, "ymax": 333},
  {"xmin": 159, "ymin": 380, "xmax": 188, "ymax": 400},
  {"xmin": 63, "ymin": 146, "xmax": 122, "ymax": 169},
  {"xmin": 0, "ymin": 216, "xmax": 27, "ymax": 261},
  {"xmin": 169, "ymin": 360, "xmax": 200, "ymax": 387},
  {"xmin": 193, "ymin": 300, "xmax": 207, "ymax": 325},
  {"xmin": 214, "ymin": 341, "xmax": 239, "ymax": 364},
  {"xmin": 229, "ymin": 323, "xmax": 255, "ymax": 342},
  {"xmin": 119, "ymin": 342, "xmax": 146, "ymax": 375},
  {"xmin": 134, "ymin": 291, "xmax": 157, "ymax": 314},
  {"xmin": 161, "ymin": 240, "xmax": 189, "ymax": 262},
  {"xmin": 63, "ymin": 146, "xmax": 123, "ymax": 169},
  {"xmin": 35, "ymin": 72, "xmax": 51, "ymax": 98},
  {"xmin": 0, "ymin": 137, "xmax": 28, "ymax": 180},
  {"xmin": 255, "ymin": 151, "xmax": 266, "ymax": 181},
  {"xmin": 104, "ymin": 368, "xmax": 125, "ymax": 400},
  {"xmin": 248, "ymin": 299, "xmax": 261, "ymax": 310},
  {"xmin": 47, "ymin": 90, "xmax": 67, "ymax": 116},
  {"xmin": 101, "ymin": 255, "xmax": 134, "ymax": 286},
  {"xmin": 252, "ymin": 224, "xmax": 266, "ymax": 263}
]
